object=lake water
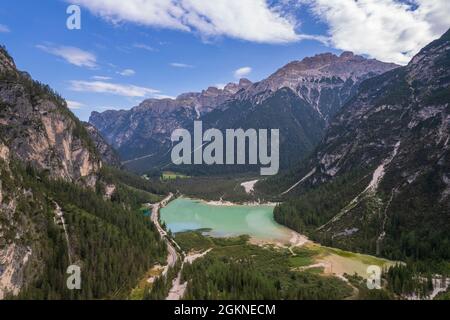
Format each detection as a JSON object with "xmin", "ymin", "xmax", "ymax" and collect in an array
[{"xmin": 160, "ymin": 198, "xmax": 292, "ymax": 242}]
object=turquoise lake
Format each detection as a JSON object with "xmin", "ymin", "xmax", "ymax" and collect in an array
[{"xmin": 160, "ymin": 198, "xmax": 292, "ymax": 242}]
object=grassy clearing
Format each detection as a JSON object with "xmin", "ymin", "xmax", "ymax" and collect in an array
[
  {"xmin": 166, "ymin": 231, "xmax": 407, "ymax": 299},
  {"xmin": 309, "ymin": 244, "xmax": 398, "ymax": 278},
  {"xmin": 288, "ymin": 248, "xmax": 316, "ymax": 267},
  {"xmin": 129, "ymin": 265, "xmax": 164, "ymax": 300}
]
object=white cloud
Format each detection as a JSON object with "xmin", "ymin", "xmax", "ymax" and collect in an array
[
  {"xmin": 66, "ymin": 100, "xmax": 85, "ymax": 110},
  {"xmin": 234, "ymin": 67, "xmax": 252, "ymax": 79},
  {"xmin": 170, "ymin": 62, "xmax": 194, "ymax": 68},
  {"xmin": 72, "ymin": 0, "xmax": 301, "ymax": 43},
  {"xmin": 133, "ymin": 43, "xmax": 156, "ymax": 51},
  {"xmin": 0, "ymin": 24, "xmax": 10, "ymax": 33},
  {"xmin": 92, "ymin": 75, "xmax": 112, "ymax": 80},
  {"xmin": 69, "ymin": 80, "xmax": 159, "ymax": 97},
  {"xmin": 154, "ymin": 94, "xmax": 177, "ymax": 100},
  {"xmin": 304, "ymin": 0, "xmax": 450, "ymax": 65},
  {"xmin": 36, "ymin": 44, "xmax": 97, "ymax": 68},
  {"xmin": 118, "ymin": 69, "xmax": 136, "ymax": 76}
]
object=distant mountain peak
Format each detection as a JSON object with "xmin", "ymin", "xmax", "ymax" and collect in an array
[
  {"xmin": 235, "ymin": 51, "xmax": 399, "ymax": 118},
  {"xmin": 271, "ymin": 51, "xmax": 397, "ymax": 81},
  {"xmin": 223, "ymin": 78, "xmax": 253, "ymax": 94},
  {"xmin": 340, "ymin": 51, "xmax": 355, "ymax": 59}
]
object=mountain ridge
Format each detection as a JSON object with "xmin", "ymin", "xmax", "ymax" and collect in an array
[
  {"xmin": 90, "ymin": 52, "xmax": 398, "ymax": 173},
  {"xmin": 267, "ymin": 29, "xmax": 450, "ymax": 261}
]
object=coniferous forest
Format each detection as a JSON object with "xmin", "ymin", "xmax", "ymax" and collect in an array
[{"xmin": 2, "ymin": 163, "xmax": 167, "ymax": 299}]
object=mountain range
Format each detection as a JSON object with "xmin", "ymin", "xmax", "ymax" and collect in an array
[{"xmin": 90, "ymin": 52, "xmax": 398, "ymax": 173}]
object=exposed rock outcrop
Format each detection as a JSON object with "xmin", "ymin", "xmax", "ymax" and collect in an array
[
  {"xmin": 0, "ymin": 50, "xmax": 101, "ymax": 186},
  {"xmin": 0, "ymin": 45, "xmax": 103, "ymax": 298},
  {"xmin": 84, "ymin": 122, "xmax": 121, "ymax": 167}
]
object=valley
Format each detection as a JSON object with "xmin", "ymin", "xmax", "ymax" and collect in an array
[
  {"xmin": 98, "ymin": 27, "xmax": 450, "ymax": 299},
  {"xmin": 140, "ymin": 191, "xmax": 398, "ymax": 300},
  {"xmin": 1, "ymin": 23, "xmax": 449, "ymax": 301}
]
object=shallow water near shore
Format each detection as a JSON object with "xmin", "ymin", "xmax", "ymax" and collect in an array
[{"xmin": 160, "ymin": 197, "xmax": 292, "ymax": 242}]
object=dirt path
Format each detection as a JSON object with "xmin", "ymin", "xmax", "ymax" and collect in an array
[
  {"xmin": 280, "ymin": 168, "xmax": 316, "ymax": 196},
  {"xmin": 166, "ymin": 249, "xmax": 213, "ymax": 300},
  {"xmin": 166, "ymin": 272, "xmax": 187, "ymax": 300},
  {"xmin": 148, "ymin": 194, "xmax": 213, "ymax": 300},
  {"xmin": 54, "ymin": 202, "xmax": 72, "ymax": 264},
  {"xmin": 121, "ymin": 153, "xmax": 156, "ymax": 165}
]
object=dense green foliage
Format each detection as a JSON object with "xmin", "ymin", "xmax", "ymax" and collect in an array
[
  {"xmin": 346, "ymin": 274, "xmax": 396, "ymax": 300},
  {"xmin": 385, "ymin": 264, "xmax": 435, "ymax": 298},
  {"xmin": 380, "ymin": 167, "xmax": 450, "ymax": 262},
  {"xmin": 142, "ymin": 262, "xmax": 181, "ymax": 300},
  {"xmin": 274, "ymin": 170, "xmax": 368, "ymax": 234},
  {"xmin": 100, "ymin": 166, "xmax": 169, "ymax": 196},
  {"xmin": 4, "ymin": 163, "xmax": 166, "ymax": 299},
  {"xmin": 167, "ymin": 175, "xmax": 256, "ymax": 202},
  {"xmin": 273, "ymin": 167, "xmax": 450, "ymax": 264},
  {"xmin": 435, "ymin": 289, "xmax": 450, "ymax": 300},
  {"xmin": 176, "ymin": 232, "xmax": 353, "ymax": 300},
  {"xmin": 174, "ymin": 231, "xmax": 249, "ymax": 252}
]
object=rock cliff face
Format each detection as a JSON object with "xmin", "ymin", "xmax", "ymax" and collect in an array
[
  {"xmin": 0, "ymin": 45, "xmax": 102, "ymax": 298},
  {"xmin": 84, "ymin": 122, "xmax": 121, "ymax": 167},
  {"xmin": 91, "ymin": 52, "xmax": 397, "ymax": 173},
  {"xmin": 0, "ymin": 46, "xmax": 101, "ymax": 186},
  {"xmin": 239, "ymin": 52, "xmax": 398, "ymax": 120},
  {"xmin": 272, "ymin": 29, "xmax": 450, "ymax": 259}
]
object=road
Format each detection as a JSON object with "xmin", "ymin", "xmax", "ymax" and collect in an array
[
  {"xmin": 149, "ymin": 194, "xmax": 213, "ymax": 300},
  {"xmin": 150, "ymin": 193, "xmax": 178, "ymax": 276},
  {"xmin": 166, "ymin": 249, "xmax": 213, "ymax": 300}
]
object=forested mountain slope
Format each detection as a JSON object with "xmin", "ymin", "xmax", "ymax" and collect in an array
[
  {"xmin": 0, "ymin": 46, "xmax": 167, "ymax": 299},
  {"xmin": 90, "ymin": 53, "xmax": 397, "ymax": 174},
  {"xmin": 262, "ymin": 29, "xmax": 450, "ymax": 262}
]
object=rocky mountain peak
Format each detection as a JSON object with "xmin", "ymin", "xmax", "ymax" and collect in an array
[
  {"xmin": 238, "ymin": 78, "xmax": 252, "ymax": 88},
  {"xmin": 134, "ymin": 79, "xmax": 254, "ymax": 117},
  {"xmin": 0, "ymin": 45, "xmax": 102, "ymax": 187},
  {"xmin": 0, "ymin": 46, "xmax": 16, "ymax": 73},
  {"xmin": 204, "ymin": 86, "xmax": 221, "ymax": 95},
  {"xmin": 407, "ymin": 28, "xmax": 450, "ymax": 85},
  {"xmin": 223, "ymin": 78, "xmax": 253, "ymax": 94},
  {"xmin": 269, "ymin": 51, "xmax": 397, "ymax": 81},
  {"xmin": 340, "ymin": 51, "xmax": 355, "ymax": 59},
  {"xmin": 297, "ymin": 52, "xmax": 339, "ymax": 68},
  {"xmin": 234, "ymin": 51, "xmax": 399, "ymax": 119}
]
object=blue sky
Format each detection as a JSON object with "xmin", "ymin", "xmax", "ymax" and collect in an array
[{"xmin": 0, "ymin": 0, "xmax": 448, "ymax": 120}]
